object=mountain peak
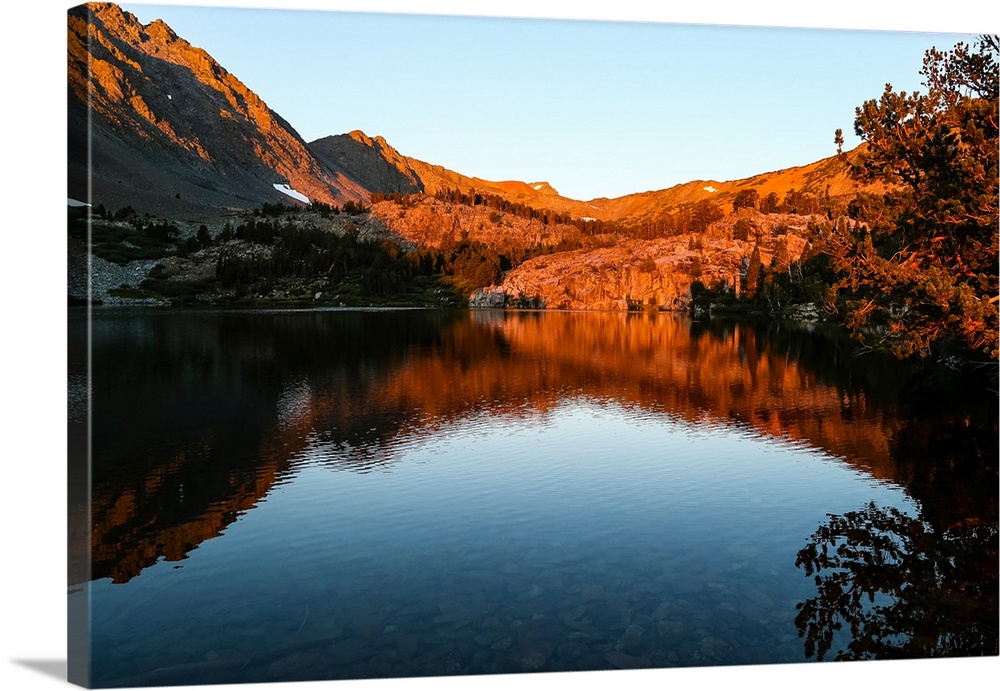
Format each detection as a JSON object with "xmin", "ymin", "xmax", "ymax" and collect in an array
[
  {"xmin": 84, "ymin": 1, "xmax": 130, "ymax": 22},
  {"xmin": 528, "ymin": 181, "xmax": 558, "ymax": 195},
  {"xmin": 84, "ymin": 3, "xmax": 179, "ymax": 43},
  {"xmin": 309, "ymin": 131, "xmax": 424, "ymax": 196},
  {"xmin": 76, "ymin": 2, "xmax": 145, "ymax": 46},
  {"xmin": 343, "ymin": 130, "xmax": 405, "ymax": 159},
  {"xmin": 145, "ymin": 17, "xmax": 178, "ymax": 42},
  {"xmin": 346, "ymin": 130, "xmax": 396, "ymax": 152},
  {"xmin": 347, "ymin": 129, "xmax": 374, "ymax": 146}
]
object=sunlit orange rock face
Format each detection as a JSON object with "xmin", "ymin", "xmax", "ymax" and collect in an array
[
  {"xmin": 493, "ymin": 227, "xmax": 809, "ymax": 310},
  {"xmin": 78, "ymin": 311, "xmax": 993, "ymax": 585},
  {"xmin": 496, "ymin": 239, "xmax": 735, "ymax": 310},
  {"xmin": 368, "ymin": 191, "xmax": 817, "ymax": 311}
]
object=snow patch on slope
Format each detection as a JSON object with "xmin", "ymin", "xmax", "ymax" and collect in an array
[
  {"xmin": 273, "ymin": 183, "xmax": 309, "ymax": 204},
  {"xmin": 703, "ymin": 186, "xmax": 718, "ymax": 193}
]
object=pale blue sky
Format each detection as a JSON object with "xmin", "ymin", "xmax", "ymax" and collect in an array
[{"xmin": 117, "ymin": 3, "xmax": 981, "ymax": 200}]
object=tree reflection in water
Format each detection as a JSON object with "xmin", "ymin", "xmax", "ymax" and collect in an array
[{"xmin": 795, "ymin": 502, "xmax": 998, "ymax": 661}]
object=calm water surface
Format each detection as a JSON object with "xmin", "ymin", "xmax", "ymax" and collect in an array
[{"xmin": 68, "ymin": 308, "xmax": 998, "ymax": 686}]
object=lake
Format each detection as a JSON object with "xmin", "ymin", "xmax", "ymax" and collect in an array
[{"xmin": 67, "ymin": 308, "xmax": 998, "ymax": 687}]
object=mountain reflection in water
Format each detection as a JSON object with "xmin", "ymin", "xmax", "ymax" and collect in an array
[{"xmin": 69, "ymin": 308, "xmax": 997, "ymax": 682}]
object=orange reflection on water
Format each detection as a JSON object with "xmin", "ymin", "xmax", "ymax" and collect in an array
[
  {"xmin": 78, "ymin": 310, "xmax": 993, "ymax": 584},
  {"xmin": 358, "ymin": 312, "xmax": 903, "ymax": 482}
]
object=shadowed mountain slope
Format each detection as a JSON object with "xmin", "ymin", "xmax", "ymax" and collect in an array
[{"xmin": 67, "ymin": 2, "xmax": 371, "ymax": 217}]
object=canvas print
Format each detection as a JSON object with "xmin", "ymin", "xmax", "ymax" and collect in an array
[{"xmin": 67, "ymin": 1, "xmax": 998, "ymax": 688}]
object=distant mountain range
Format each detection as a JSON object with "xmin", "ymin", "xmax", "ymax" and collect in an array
[{"xmin": 68, "ymin": 2, "xmax": 873, "ymax": 221}]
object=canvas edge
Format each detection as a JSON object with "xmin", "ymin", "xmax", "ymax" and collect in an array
[{"xmin": 67, "ymin": 3, "xmax": 94, "ymax": 688}]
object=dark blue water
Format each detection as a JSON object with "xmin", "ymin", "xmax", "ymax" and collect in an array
[{"xmin": 68, "ymin": 308, "xmax": 998, "ymax": 686}]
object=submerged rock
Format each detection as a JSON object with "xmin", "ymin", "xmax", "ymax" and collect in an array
[
  {"xmin": 615, "ymin": 623, "xmax": 646, "ymax": 655},
  {"xmin": 605, "ymin": 650, "xmax": 650, "ymax": 669},
  {"xmin": 510, "ymin": 642, "xmax": 553, "ymax": 671}
]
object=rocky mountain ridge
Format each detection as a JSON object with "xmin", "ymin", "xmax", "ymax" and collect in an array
[{"xmin": 69, "ymin": 2, "xmax": 877, "ymax": 225}]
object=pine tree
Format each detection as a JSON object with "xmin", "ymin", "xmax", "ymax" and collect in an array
[
  {"xmin": 732, "ymin": 188, "xmax": 760, "ymax": 213},
  {"xmin": 744, "ymin": 246, "xmax": 763, "ymax": 300},
  {"xmin": 830, "ymin": 35, "xmax": 998, "ymax": 358}
]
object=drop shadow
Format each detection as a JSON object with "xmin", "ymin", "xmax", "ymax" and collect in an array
[{"xmin": 11, "ymin": 659, "xmax": 67, "ymax": 681}]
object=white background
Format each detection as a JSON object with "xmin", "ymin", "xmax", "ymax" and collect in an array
[{"xmin": 2, "ymin": 1, "xmax": 997, "ymax": 690}]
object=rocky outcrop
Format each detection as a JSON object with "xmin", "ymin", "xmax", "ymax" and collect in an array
[
  {"xmin": 481, "ymin": 212, "xmax": 813, "ymax": 311},
  {"xmin": 494, "ymin": 239, "xmax": 717, "ymax": 311},
  {"xmin": 469, "ymin": 289, "xmax": 508, "ymax": 309},
  {"xmin": 67, "ymin": 237, "xmax": 163, "ymax": 304}
]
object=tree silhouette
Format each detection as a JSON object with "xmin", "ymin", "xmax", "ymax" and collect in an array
[
  {"xmin": 743, "ymin": 245, "xmax": 763, "ymax": 300},
  {"xmin": 760, "ymin": 192, "xmax": 782, "ymax": 214},
  {"xmin": 794, "ymin": 502, "xmax": 998, "ymax": 662},
  {"xmin": 689, "ymin": 255, "xmax": 703, "ymax": 279},
  {"xmin": 732, "ymin": 218, "xmax": 752, "ymax": 241},
  {"xmin": 732, "ymin": 188, "xmax": 760, "ymax": 213},
  {"xmin": 690, "ymin": 199, "xmax": 724, "ymax": 234}
]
